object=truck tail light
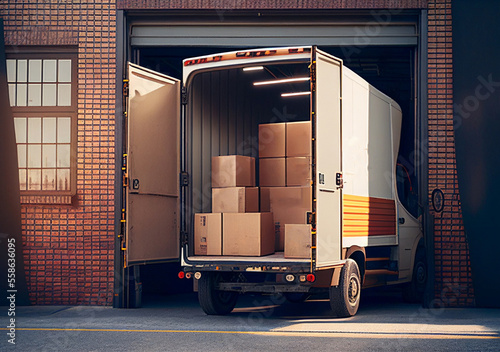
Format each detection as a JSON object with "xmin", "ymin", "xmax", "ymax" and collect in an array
[
  {"xmin": 306, "ymin": 274, "xmax": 315, "ymax": 282},
  {"xmin": 178, "ymin": 271, "xmax": 185, "ymax": 279}
]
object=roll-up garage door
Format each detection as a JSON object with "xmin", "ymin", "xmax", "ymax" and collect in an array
[{"xmin": 130, "ymin": 23, "xmax": 418, "ymax": 47}]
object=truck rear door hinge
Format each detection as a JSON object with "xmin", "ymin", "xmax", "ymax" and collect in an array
[
  {"xmin": 180, "ymin": 172, "xmax": 189, "ymax": 187},
  {"xmin": 181, "ymin": 86, "xmax": 188, "ymax": 105},
  {"xmin": 123, "ymin": 79, "xmax": 129, "ymax": 98}
]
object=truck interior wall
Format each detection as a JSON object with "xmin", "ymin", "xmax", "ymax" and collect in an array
[{"xmin": 185, "ymin": 65, "xmax": 310, "ymax": 246}]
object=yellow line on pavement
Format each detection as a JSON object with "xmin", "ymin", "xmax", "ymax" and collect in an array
[{"xmin": 2, "ymin": 327, "xmax": 499, "ymax": 340}]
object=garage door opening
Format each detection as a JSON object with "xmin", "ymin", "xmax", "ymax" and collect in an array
[{"xmin": 127, "ymin": 44, "xmax": 419, "ymax": 306}]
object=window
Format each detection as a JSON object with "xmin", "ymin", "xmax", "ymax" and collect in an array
[{"xmin": 7, "ymin": 51, "xmax": 77, "ymax": 203}]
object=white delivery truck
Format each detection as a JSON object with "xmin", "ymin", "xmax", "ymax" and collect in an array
[{"xmin": 122, "ymin": 46, "xmax": 426, "ymax": 317}]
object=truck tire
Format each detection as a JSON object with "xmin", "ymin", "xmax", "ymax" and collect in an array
[
  {"xmin": 198, "ymin": 272, "xmax": 238, "ymax": 315},
  {"xmin": 329, "ymin": 259, "xmax": 361, "ymax": 317},
  {"xmin": 402, "ymin": 247, "xmax": 427, "ymax": 303}
]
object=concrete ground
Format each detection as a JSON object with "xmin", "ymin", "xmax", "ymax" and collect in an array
[{"xmin": 2, "ymin": 287, "xmax": 500, "ymax": 351}]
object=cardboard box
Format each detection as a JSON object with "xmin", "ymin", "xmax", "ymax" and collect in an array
[
  {"xmin": 259, "ymin": 123, "xmax": 286, "ymax": 158},
  {"xmin": 286, "ymin": 121, "xmax": 311, "ymax": 157},
  {"xmin": 269, "ymin": 186, "xmax": 312, "ymax": 251},
  {"xmin": 194, "ymin": 213, "xmax": 222, "ymax": 255},
  {"xmin": 212, "ymin": 187, "xmax": 259, "ymax": 213},
  {"xmin": 286, "ymin": 157, "xmax": 312, "ymax": 187},
  {"xmin": 260, "ymin": 187, "xmax": 272, "ymax": 212},
  {"xmin": 212, "ymin": 155, "xmax": 255, "ymax": 188},
  {"xmin": 259, "ymin": 158, "xmax": 286, "ymax": 187},
  {"xmin": 223, "ymin": 213, "xmax": 275, "ymax": 256},
  {"xmin": 284, "ymin": 224, "xmax": 311, "ymax": 259}
]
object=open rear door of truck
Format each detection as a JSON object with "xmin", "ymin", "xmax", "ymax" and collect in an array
[
  {"xmin": 314, "ymin": 49, "xmax": 343, "ymax": 268},
  {"xmin": 125, "ymin": 63, "xmax": 180, "ymax": 265}
]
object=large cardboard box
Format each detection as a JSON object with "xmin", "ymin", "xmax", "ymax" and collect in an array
[
  {"xmin": 259, "ymin": 123, "xmax": 286, "ymax": 158},
  {"xmin": 284, "ymin": 224, "xmax": 311, "ymax": 259},
  {"xmin": 269, "ymin": 186, "xmax": 312, "ymax": 251},
  {"xmin": 212, "ymin": 155, "xmax": 255, "ymax": 188},
  {"xmin": 259, "ymin": 157, "xmax": 286, "ymax": 187},
  {"xmin": 223, "ymin": 213, "xmax": 275, "ymax": 256},
  {"xmin": 286, "ymin": 121, "xmax": 311, "ymax": 157},
  {"xmin": 260, "ymin": 187, "xmax": 272, "ymax": 212},
  {"xmin": 212, "ymin": 187, "xmax": 259, "ymax": 213},
  {"xmin": 286, "ymin": 157, "xmax": 311, "ymax": 187},
  {"xmin": 194, "ymin": 213, "xmax": 222, "ymax": 255}
]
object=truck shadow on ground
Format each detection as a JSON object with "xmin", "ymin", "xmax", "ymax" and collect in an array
[{"xmin": 230, "ymin": 285, "xmax": 410, "ymax": 320}]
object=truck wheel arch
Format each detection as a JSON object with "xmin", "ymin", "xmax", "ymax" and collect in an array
[{"xmin": 344, "ymin": 246, "xmax": 366, "ymax": 285}]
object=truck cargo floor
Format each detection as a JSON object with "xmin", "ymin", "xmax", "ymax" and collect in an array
[{"xmin": 187, "ymin": 252, "xmax": 309, "ymax": 263}]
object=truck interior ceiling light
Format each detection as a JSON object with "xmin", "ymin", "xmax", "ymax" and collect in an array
[
  {"xmin": 281, "ymin": 91, "xmax": 311, "ymax": 97},
  {"xmin": 253, "ymin": 77, "xmax": 310, "ymax": 86},
  {"xmin": 243, "ymin": 66, "xmax": 264, "ymax": 71}
]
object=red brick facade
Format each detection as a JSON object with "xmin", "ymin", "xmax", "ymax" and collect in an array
[
  {"xmin": 427, "ymin": 0, "xmax": 474, "ymax": 306},
  {"xmin": 1, "ymin": 1, "xmax": 116, "ymax": 305},
  {"xmin": 0, "ymin": 0, "xmax": 474, "ymax": 306}
]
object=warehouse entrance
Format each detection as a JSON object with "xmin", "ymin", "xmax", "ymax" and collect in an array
[{"xmin": 115, "ymin": 11, "xmax": 426, "ymax": 308}]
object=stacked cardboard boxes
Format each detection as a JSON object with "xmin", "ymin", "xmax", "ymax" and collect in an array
[
  {"xmin": 259, "ymin": 121, "xmax": 312, "ymax": 257},
  {"xmin": 194, "ymin": 155, "xmax": 275, "ymax": 257},
  {"xmin": 193, "ymin": 121, "xmax": 312, "ymax": 258}
]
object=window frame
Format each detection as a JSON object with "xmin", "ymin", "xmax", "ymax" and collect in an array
[{"xmin": 7, "ymin": 49, "xmax": 78, "ymax": 201}]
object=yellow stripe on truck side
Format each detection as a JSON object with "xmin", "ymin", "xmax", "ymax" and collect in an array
[{"xmin": 343, "ymin": 194, "xmax": 396, "ymax": 237}]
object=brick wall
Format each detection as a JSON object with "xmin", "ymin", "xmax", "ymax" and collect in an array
[
  {"xmin": 0, "ymin": 0, "xmax": 475, "ymax": 307},
  {"xmin": 427, "ymin": 0, "xmax": 474, "ymax": 306},
  {"xmin": 0, "ymin": 1, "xmax": 116, "ymax": 305}
]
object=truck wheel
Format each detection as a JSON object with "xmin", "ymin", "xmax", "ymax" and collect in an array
[
  {"xmin": 329, "ymin": 259, "xmax": 361, "ymax": 317},
  {"xmin": 403, "ymin": 248, "xmax": 427, "ymax": 303},
  {"xmin": 198, "ymin": 272, "xmax": 238, "ymax": 315},
  {"xmin": 283, "ymin": 292, "xmax": 310, "ymax": 303}
]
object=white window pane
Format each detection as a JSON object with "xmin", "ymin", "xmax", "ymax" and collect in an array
[
  {"xmin": 7, "ymin": 60, "xmax": 16, "ymax": 82},
  {"xmin": 57, "ymin": 144, "xmax": 70, "ymax": 167},
  {"xmin": 28, "ymin": 169, "xmax": 41, "ymax": 191},
  {"xmin": 58, "ymin": 60, "xmax": 72, "ymax": 82},
  {"xmin": 8, "ymin": 84, "xmax": 16, "ymax": 106},
  {"xmin": 42, "ymin": 145, "xmax": 56, "ymax": 168},
  {"xmin": 17, "ymin": 60, "xmax": 27, "ymax": 82},
  {"xmin": 17, "ymin": 145, "xmax": 27, "ymax": 168},
  {"xmin": 43, "ymin": 60, "xmax": 57, "ymax": 82},
  {"xmin": 57, "ymin": 169, "xmax": 70, "ymax": 191},
  {"xmin": 17, "ymin": 84, "xmax": 27, "ymax": 106},
  {"xmin": 28, "ymin": 144, "xmax": 42, "ymax": 168},
  {"xmin": 57, "ymin": 84, "xmax": 71, "ymax": 106},
  {"xmin": 27, "ymin": 117, "xmax": 41, "ymax": 143},
  {"xmin": 42, "ymin": 169, "xmax": 56, "ymax": 191},
  {"xmin": 29, "ymin": 60, "xmax": 42, "ymax": 82},
  {"xmin": 28, "ymin": 84, "xmax": 42, "ymax": 106},
  {"xmin": 42, "ymin": 84, "xmax": 57, "ymax": 106},
  {"xmin": 57, "ymin": 118, "xmax": 71, "ymax": 143},
  {"xmin": 19, "ymin": 169, "xmax": 27, "ymax": 191},
  {"xmin": 14, "ymin": 118, "xmax": 27, "ymax": 143},
  {"xmin": 42, "ymin": 117, "xmax": 57, "ymax": 143}
]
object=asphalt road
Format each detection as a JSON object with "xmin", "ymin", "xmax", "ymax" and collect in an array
[{"xmin": 2, "ymin": 288, "xmax": 500, "ymax": 351}]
